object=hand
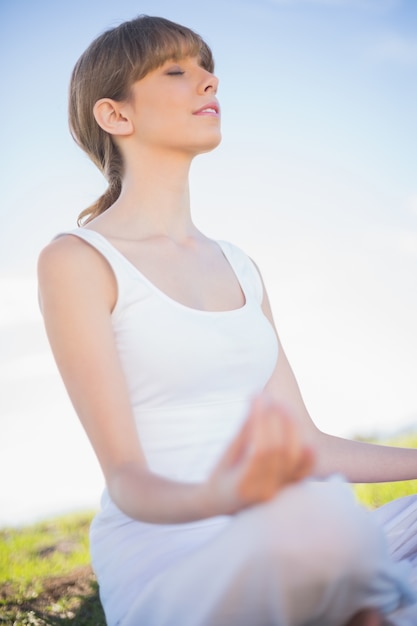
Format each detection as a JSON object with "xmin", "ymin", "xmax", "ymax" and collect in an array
[{"xmin": 207, "ymin": 392, "xmax": 314, "ymax": 515}]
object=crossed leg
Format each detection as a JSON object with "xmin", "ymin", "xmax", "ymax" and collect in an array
[
  {"xmin": 346, "ymin": 609, "xmax": 385, "ymax": 626},
  {"xmin": 121, "ymin": 480, "xmax": 412, "ymax": 625}
]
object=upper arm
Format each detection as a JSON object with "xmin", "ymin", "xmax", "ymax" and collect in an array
[
  {"xmin": 37, "ymin": 236, "xmax": 147, "ymax": 481},
  {"xmin": 255, "ymin": 268, "xmax": 321, "ymax": 444}
]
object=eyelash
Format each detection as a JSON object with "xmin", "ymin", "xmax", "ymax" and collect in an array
[{"xmin": 166, "ymin": 71, "xmax": 185, "ymax": 76}]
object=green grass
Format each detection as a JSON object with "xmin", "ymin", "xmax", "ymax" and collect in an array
[
  {"xmin": 355, "ymin": 478, "xmax": 417, "ymax": 509},
  {"xmin": 1, "ymin": 512, "xmax": 91, "ymax": 588},
  {"xmin": 1, "ymin": 433, "xmax": 416, "ymax": 624},
  {"xmin": 353, "ymin": 432, "xmax": 417, "ymax": 509},
  {"xmin": 0, "ymin": 511, "xmax": 104, "ymax": 625}
]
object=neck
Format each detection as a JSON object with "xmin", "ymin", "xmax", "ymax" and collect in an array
[{"xmin": 104, "ymin": 149, "xmax": 197, "ymax": 241}]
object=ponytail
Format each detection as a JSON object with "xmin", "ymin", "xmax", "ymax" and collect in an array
[{"xmin": 77, "ymin": 177, "xmax": 122, "ymax": 226}]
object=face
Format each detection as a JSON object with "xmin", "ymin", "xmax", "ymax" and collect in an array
[{"xmin": 125, "ymin": 56, "xmax": 221, "ymax": 157}]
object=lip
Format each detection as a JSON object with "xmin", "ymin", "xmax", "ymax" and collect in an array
[{"xmin": 193, "ymin": 101, "xmax": 220, "ymax": 117}]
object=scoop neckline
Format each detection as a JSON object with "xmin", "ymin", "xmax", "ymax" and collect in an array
[{"xmin": 78, "ymin": 228, "xmax": 249, "ymax": 316}]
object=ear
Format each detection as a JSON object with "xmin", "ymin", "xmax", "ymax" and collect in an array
[{"xmin": 93, "ymin": 98, "xmax": 133, "ymax": 136}]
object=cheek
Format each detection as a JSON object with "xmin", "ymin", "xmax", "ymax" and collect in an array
[
  {"xmin": 135, "ymin": 103, "xmax": 167, "ymax": 136},
  {"xmin": 137, "ymin": 101, "xmax": 189, "ymax": 137}
]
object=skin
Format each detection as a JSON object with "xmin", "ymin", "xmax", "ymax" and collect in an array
[
  {"xmin": 346, "ymin": 610, "xmax": 386, "ymax": 626},
  {"xmin": 38, "ymin": 54, "xmax": 417, "ymax": 536}
]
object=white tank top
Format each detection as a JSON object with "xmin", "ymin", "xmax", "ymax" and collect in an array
[
  {"xmin": 65, "ymin": 228, "xmax": 279, "ymax": 485},
  {"xmin": 61, "ymin": 228, "xmax": 279, "ymax": 625}
]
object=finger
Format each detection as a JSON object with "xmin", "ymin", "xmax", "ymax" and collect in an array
[
  {"xmin": 239, "ymin": 400, "xmax": 289, "ymax": 498},
  {"xmin": 253, "ymin": 401, "xmax": 309, "ymax": 488},
  {"xmin": 228, "ymin": 395, "xmax": 309, "ymax": 504},
  {"xmin": 277, "ymin": 409, "xmax": 303, "ymax": 472},
  {"xmin": 290, "ymin": 446, "xmax": 315, "ymax": 482},
  {"xmin": 246, "ymin": 393, "xmax": 284, "ymax": 452},
  {"xmin": 248, "ymin": 398, "xmax": 296, "ymax": 467}
]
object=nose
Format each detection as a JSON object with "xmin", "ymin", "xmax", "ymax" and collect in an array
[{"xmin": 199, "ymin": 69, "xmax": 219, "ymax": 94}]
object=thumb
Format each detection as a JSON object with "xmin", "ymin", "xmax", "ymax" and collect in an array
[{"xmin": 291, "ymin": 446, "xmax": 315, "ymax": 482}]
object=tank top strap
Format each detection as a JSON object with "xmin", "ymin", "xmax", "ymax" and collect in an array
[
  {"xmin": 55, "ymin": 228, "xmax": 146, "ymax": 320},
  {"xmin": 54, "ymin": 230, "xmax": 264, "ymax": 312},
  {"xmin": 56, "ymin": 228, "xmax": 139, "ymax": 278},
  {"xmin": 217, "ymin": 240, "xmax": 264, "ymax": 305}
]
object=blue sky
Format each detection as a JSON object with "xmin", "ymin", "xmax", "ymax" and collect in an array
[{"xmin": 1, "ymin": 0, "xmax": 416, "ymax": 525}]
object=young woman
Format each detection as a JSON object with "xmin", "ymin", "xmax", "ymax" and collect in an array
[{"xmin": 38, "ymin": 15, "xmax": 417, "ymax": 626}]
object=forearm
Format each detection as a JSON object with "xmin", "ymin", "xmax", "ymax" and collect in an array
[
  {"xmin": 105, "ymin": 394, "xmax": 314, "ymax": 524},
  {"xmin": 107, "ymin": 463, "xmax": 220, "ymax": 524},
  {"xmin": 313, "ymin": 431, "xmax": 417, "ymax": 483}
]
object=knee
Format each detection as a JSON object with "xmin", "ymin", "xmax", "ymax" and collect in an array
[
  {"xmin": 226, "ymin": 481, "xmax": 401, "ymax": 623},
  {"xmin": 246, "ymin": 479, "xmax": 386, "ymax": 587}
]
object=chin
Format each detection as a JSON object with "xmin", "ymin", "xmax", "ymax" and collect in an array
[{"xmin": 194, "ymin": 132, "xmax": 222, "ymax": 155}]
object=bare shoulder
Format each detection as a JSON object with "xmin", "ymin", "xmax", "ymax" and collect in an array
[
  {"xmin": 38, "ymin": 234, "xmax": 116, "ymax": 311},
  {"xmin": 38, "ymin": 233, "xmax": 95, "ymax": 272}
]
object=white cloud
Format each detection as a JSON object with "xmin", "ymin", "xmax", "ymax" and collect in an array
[
  {"xmin": 398, "ymin": 230, "xmax": 417, "ymax": 258},
  {"xmin": 369, "ymin": 35, "xmax": 417, "ymax": 65},
  {"xmin": 0, "ymin": 353, "xmax": 54, "ymax": 382},
  {"xmin": 0, "ymin": 277, "xmax": 40, "ymax": 327},
  {"xmin": 405, "ymin": 194, "xmax": 417, "ymax": 218}
]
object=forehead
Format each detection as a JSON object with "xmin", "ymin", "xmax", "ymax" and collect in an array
[{"xmin": 130, "ymin": 31, "xmax": 214, "ymax": 81}]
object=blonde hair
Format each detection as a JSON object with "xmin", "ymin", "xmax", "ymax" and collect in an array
[{"xmin": 69, "ymin": 15, "xmax": 214, "ymax": 225}]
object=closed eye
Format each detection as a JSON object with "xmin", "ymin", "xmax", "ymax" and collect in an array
[{"xmin": 166, "ymin": 71, "xmax": 185, "ymax": 76}]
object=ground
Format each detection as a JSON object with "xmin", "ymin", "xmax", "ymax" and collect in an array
[{"xmin": 0, "ymin": 564, "xmax": 105, "ymax": 625}]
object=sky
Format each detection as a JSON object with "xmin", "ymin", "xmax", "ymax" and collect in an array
[{"xmin": 1, "ymin": 0, "xmax": 416, "ymax": 526}]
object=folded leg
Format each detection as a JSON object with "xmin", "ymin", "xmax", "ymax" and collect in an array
[{"xmin": 122, "ymin": 479, "xmax": 416, "ymax": 626}]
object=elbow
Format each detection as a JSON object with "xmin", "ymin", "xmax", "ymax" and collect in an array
[{"xmin": 105, "ymin": 461, "xmax": 148, "ymax": 518}]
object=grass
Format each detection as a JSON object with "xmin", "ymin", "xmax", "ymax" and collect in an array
[
  {"xmin": 1, "ymin": 433, "xmax": 416, "ymax": 624},
  {"xmin": 0, "ymin": 511, "xmax": 105, "ymax": 625},
  {"xmin": 353, "ymin": 432, "xmax": 417, "ymax": 509},
  {"xmin": 1, "ymin": 513, "xmax": 91, "ymax": 586}
]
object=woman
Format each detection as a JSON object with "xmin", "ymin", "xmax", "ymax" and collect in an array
[{"xmin": 38, "ymin": 15, "xmax": 417, "ymax": 626}]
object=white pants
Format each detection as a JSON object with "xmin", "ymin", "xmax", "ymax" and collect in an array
[{"xmin": 121, "ymin": 479, "xmax": 416, "ymax": 626}]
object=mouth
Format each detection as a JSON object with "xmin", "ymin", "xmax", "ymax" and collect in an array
[{"xmin": 193, "ymin": 101, "xmax": 220, "ymax": 117}]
